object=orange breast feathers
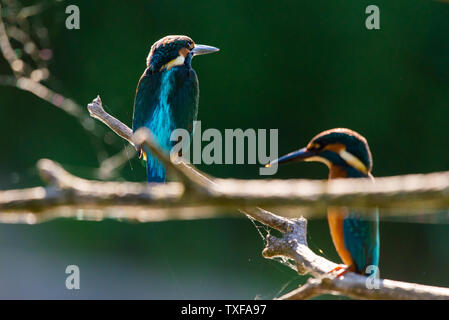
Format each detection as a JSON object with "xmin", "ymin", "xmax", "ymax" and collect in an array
[
  {"xmin": 327, "ymin": 165, "xmax": 353, "ymax": 267},
  {"xmin": 327, "ymin": 207, "xmax": 354, "ymax": 267}
]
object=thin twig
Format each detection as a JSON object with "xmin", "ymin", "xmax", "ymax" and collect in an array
[
  {"xmin": 88, "ymin": 96, "xmax": 134, "ymax": 146},
  {"xmin": 0, "ymin": 2, "xmax": 128, "ymax": 174}
]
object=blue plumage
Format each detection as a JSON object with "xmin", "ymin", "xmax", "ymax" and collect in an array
[
  {"xmin": 145, "ymin": 68, "xmax": 178, "ymax": 181},
  {"xmin": 343, "ymin": 210, "xmax": 380, "ymax": 273},
  {"xmin": 341, "ymin": 162, "xmax": 380, "ymax": 274}
]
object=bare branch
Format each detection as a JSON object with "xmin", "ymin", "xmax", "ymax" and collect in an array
[
  {"xmin": 3, "ymin": 90, "xmax": 449, "ymax": 299},
  {"xmin": 1, "ymin": 93, "xmax": 448, "ymax": 299},
  {"xmin": 3, "ymin": 2, "xmax": 447, "ymax": 300},
  {"xmin": 83, "ymin": 96, "xmax": 449, "ymax": 214},
  {"xmin": 0, "ymin": 5, "xmax": 24, "ymax": 76},
  {"xmin": 3, "ymin": 156, "xmax": 449, "ymax": 217},
  {"xmin": 80, "ymin": 95, "xmax": 449, "ymax": 299},
  {"xmin": 262, "ymin": 217, "xmax": 449, "ymax": 299},
  {"xmin": 0, "ymin": 4, "xmax": 123, "ymax": 172},
  {"xmin": 280, "ymin": 276, "xmax": 449, "ymax": 300},
  {"xmin": 88, "ymin": 96, "xmax": 134, "ymax": 146},
  {"xmin": 2, "ymin": 157, "xmax": 449, "ymax": 299},
  {"xmin": 96, "ymin": 144, "xmax": 137, "ymax": 180}
]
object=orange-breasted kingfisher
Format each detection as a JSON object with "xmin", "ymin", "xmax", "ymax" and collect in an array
[
  {"xmin": 269, "ymin": 128, "xmax": 379, "ymax": 275},
  {"xmin": 132, "ymin": 35, "xmax": 219, "ymax": 182}
]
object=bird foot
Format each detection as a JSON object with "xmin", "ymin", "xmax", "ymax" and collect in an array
[
  {"xmin": 137, "ymin": 148, "xmax": 147, "ymax": 161},
  {"xmin": 328, "ymin": 265, "xmax": 350, "ymax": 278}
]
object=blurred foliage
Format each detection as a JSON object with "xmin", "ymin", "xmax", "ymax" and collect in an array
[{"xmin": 0, "ymin": 0, "xmax": 448, "ymax": 298}]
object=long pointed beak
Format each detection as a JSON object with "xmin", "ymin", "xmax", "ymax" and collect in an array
[
  {"xmin": 266, "ymin": 147, "xmax": 315, "ymax": 168},
  {"xmin": 191, "ymin": 44, "xmax": 220, "ymax": 56}
]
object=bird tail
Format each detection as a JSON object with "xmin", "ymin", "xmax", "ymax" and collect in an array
[{"xmin": 146, "ymin": 153, "xmax": 166, "ymax": 183}]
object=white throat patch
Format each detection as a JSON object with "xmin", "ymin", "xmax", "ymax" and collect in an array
[{"xmin": 161, "ymin": 55, "xmax": 185, "ymax": 71}]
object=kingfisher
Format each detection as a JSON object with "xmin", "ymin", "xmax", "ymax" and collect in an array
[
  {"xmin": 132, "ymin": 35, "xmax": 219, "ymax": 182},
  {"xmin": 268, "ymin": 128, "xmax": 379, "ymax": 275}
]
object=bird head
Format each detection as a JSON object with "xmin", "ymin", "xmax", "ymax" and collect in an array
[
  {"xmin": 268, "ymin": 128, "xmax": 373, "ymax": 176},
  {"xmin": 146, "ymin": 35, "xmax": 219, "ymax": 72}
]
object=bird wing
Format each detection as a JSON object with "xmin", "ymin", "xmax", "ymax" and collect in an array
[
  {"xmin": 133, "ymin": 67, "xmax": 199, "ymax": 138},
  {"xmin": 169, "ymin": 67, "xmax": 199, "ymax": 135},
  {"xmin": 132, "ymin": 69, "xmax": 161, "ymax": 134},
  {"xmin": 342, "ymin": 208, "xmax": 380, "ymax": 274}
]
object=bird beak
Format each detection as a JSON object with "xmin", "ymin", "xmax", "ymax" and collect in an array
[
  {"xmin": 191, "ymin": 44, "xmax": 220, "ymax": 56},
  {"xmin": 265, "ymin": 147, "xmax": 315, "ymax": 168}
]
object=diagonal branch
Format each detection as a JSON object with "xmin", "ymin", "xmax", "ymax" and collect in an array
[
  {"xmin": 88, "ymin": 95, "xmax": 134, "ymax": 146},
  {"xmin": 87, "ymin": 96, "xmax": 449, "ymax": 214},
  {"xmin": 2, "ymin": 94, "xmax": 449, "ymax": 299},
  {"xmin": 263, "ymin": 217, "xmax": 449, "ymax": 299},
  {"xmin": 82, "ymin": 95, "xmax": 449, "ymax": 300},
  {"xmin": 2, "ymin": 147, "xmax": 449, "ymax": 299}
]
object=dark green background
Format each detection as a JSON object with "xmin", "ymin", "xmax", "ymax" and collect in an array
[{"xmin": 0, "ymin": 0, "xmax": 448, "ymax": 298}]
